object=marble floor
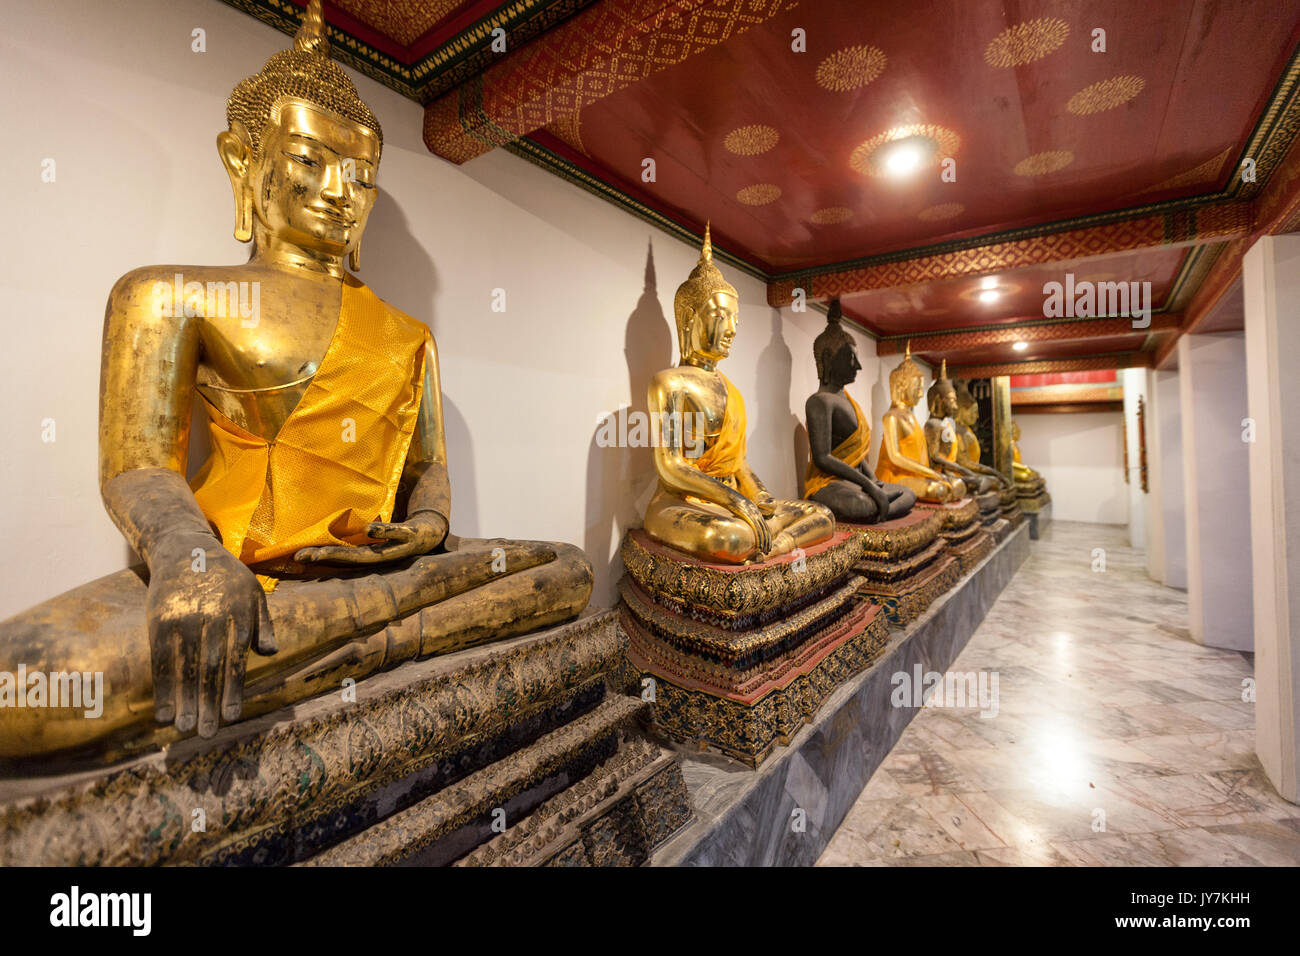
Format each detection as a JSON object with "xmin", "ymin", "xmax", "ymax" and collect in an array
[{"xmin": 817, "ymin": 520, "xmax": 1300, "ymax": 867}]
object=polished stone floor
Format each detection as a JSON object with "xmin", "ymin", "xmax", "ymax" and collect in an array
[{"xmin": 817, "ymin": 520, "xmax": 1300, "ymax": 866}]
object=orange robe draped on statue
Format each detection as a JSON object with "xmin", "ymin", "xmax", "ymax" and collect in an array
[
  {"xmin": 803, "ymin": 392, "xmax": 870, "ymax": 498},
  {"xmin": 190, "ymin": 276, "xmax": 429, "ymax": 584}
]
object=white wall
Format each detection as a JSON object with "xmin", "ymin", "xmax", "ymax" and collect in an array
[
  {"xmin": 1016, "ymin": 412, "xmax": 1128, "ymax": 524},
  {"xmin": 0, "ymin": 0, "xmax": 907, "ymax": 616}
]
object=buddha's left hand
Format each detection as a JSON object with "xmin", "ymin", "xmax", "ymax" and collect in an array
[
  {"xmin": 754, "ymin": 493, "xmax": 778, "ymax": 517},
  {"xmin": 295, "ymin": 512, "xmax": 449, "ymax": 565}
]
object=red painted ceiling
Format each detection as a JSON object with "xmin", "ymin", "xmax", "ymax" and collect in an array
[
  {"xmin": 839, "ymin": 247, "xmax": 1188, "ymax": 336},
  {"xmin": 534, "ymin": 0, "xmax": 1300, "ymax": 272}
]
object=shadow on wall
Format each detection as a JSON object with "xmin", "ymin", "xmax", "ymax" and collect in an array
[
  {"xmin": 363, "ymin": 188, "xmax": 489, "ymax": 534},
  {"xmin": 754, "ymin": 308, "xmax": 798, "ymax": 499},
  {"xmin": 585, "ymin": 239, "xmax": 673, "ymax": 603},
  {"xmin": 870, "ymin": 356, "xmax": 891, "ymax": 473}
]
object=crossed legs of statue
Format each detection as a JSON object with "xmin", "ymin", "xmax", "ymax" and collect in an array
[
  {"xmin": 0, "ymin": 537, "xmax": 593, "ymax": 764},
  {"xmin": 642, "ymin": 486, "xmax": 834, "ymax": 564}
]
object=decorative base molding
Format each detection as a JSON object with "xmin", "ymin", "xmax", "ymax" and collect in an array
[
  {"xmin": 616, "ymin": 530, "xmax": 895, "ymax": 768},
  {"xmin": 650, "ymin": 523, "xmax": 1031, "ymax": 867},
  {"xmin": 0, "ymin": 611, "xmax": 691, "ymax": 867}
]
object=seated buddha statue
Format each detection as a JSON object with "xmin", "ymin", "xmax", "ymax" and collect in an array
[
  {"xmin": 952, "ymin": 379, "xmax": 1011, "ymax": 488},
  {"xmin": 875, "ymin": 344, "xmax": 966, "ymax": 503},
  {"xmin": 1011, "ymin": 420, "xmax": 1044, "ymax": 484},
  {"xmin": 803, "ymin": 301, "xmax": 916, "ymax": 523},
  {"xmin": 642, "ymin": 227, "xmax": 833, "ymax": 563},
  {"xmin": 923, "ymin": 362, "xmax": 997, "ymax": 495},
  {"xmin": 0, "ymin": 1, "xmax": 591, "ymax": 760}
]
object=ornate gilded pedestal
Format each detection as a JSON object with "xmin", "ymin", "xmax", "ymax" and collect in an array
[
  {"xmin": 976, "ymin": 490, "xmax": 1011, "ymax": 543},
  {"xmin": 1016, "ymin": 477, "xmax": 1052, "ymax": 515},
  {"xmin": 616, "ymin": 530, "xmax": 887, "ymax": 768},
  {"xmin": 999, "ymin": 485, "xmax": 1025, "ymax": 530},
  {"xmin": 916, "ymin": 497, "xmax": 994, "ymax": 574},
  {"xmin": 842, "ymin": 509, "xmax": 959, "ymax": 626},
  {"xmin": 0, "ymin": 612, "xmax": 691, "ymax": 867}
]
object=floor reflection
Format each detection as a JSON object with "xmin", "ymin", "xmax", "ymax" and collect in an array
[{"xmin": 817, "ymin": 520, "xmax": 1300, "ymax": 867}]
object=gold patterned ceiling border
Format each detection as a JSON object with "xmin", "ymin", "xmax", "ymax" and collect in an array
[
  {"xmin": 424, "ymin": 0, "xmax": 798, "ymax": 164},
  {"xmin": 767, "ymin": 203, "xmax": 1252, "ymax": 307},
  {"xmin": 877, "ymin": 314, "xmax": 1182, "ymax": 356},
  {"xmin": 218, "ymin": 0, "xmax": 600, "ymax": 104},
  {"xmin": 950, "ymin": 352, "xmax": 1153, "ymax": 379}
]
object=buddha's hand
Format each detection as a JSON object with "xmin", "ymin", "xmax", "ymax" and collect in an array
[
  {"xmin": 860, "ymin": 479, "xmax": 892, "ymax": 523},
  {"xmin": 145, "ymin": 532, "xmax": 275, "ymax": 738},
  {"xmin": 295, "ymin": 511, "xmax": 449, "ymax": 566},
  {"xmin": 754, "ymin": 492, "xmax": 778, "ymax": 517},
  {"xmin": 736, "ymin": 499, "xmax": 774, "ymax": 556}
]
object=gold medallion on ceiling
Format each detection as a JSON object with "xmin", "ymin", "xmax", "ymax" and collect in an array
[
  {"xmin": 724, "ymin": 125, "xmax": 780, "ymax": 156},
  {"xmin": 1014, "ymin": 150, "xmax": 1074, "ymax": 177},
  {"xmin": 984, "ymin": 17, "xmax": 1070, "ymax": 68},
  {"xmin": 1067, "ymin": 75, "xmax": 1145, "ymax": 114},
  {"xmin": 850, "ymin": 124, "xmax": 960, "ymax": 177},
  {"xmin": 815, "ymin": 44, "xmax": 888, "ymax": 92},
  {"xmin": 736, "ymin": 183, "xmax": 782, "ymax": 205},
  {"xmin": 810, "ymin": 206, "xmax": 854, "ymax": 224},
  {"xmin": 918, "ymin": 202, "xmax": 965, "ymax": 222}
]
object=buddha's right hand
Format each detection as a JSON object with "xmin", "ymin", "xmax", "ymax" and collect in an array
[
  {"xmin": 860, "ymin": 479, "xmax": 892, "ymax": 523},
  {"xmin": 736, "ymin": 499, "xmax": 773, "ymax": 556},
  {"xmin": 145, "ymin": 532, "xmax": 275, "ymax": 738}
]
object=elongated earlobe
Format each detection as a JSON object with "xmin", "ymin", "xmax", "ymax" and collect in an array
[
  {"xmin": 234, "ymin": 189, "xmax": 253, "ymax": 243},
  {"xmin": 348, "ymin": 242, "xmax": 361, "ymax": 271}
]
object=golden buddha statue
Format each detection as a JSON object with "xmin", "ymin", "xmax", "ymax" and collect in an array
[
  {"xmin": 923, "ymin": 361, "xmax": 997, "ymax": 495},
  {"xmin": 1011, "ymin": 420, "xmax": 1043, "ymax": 483},
  {"xmin": 0, "ymin": 0, "xmax": 591, "ymax": 760},
  {"xmin": 641, "ymin": 227, "xmax": 833, "ymax": 563},
  {"xmin": 803, "ymin": 302, "xmax": 916, "ymax": 523},
  {"xmin": 952, "ymin": 379, "xmax": 1011, "ymax": 488},
  {"xmin": 875, "ymin": 344, "xmax": 966, "ymax": 502}
]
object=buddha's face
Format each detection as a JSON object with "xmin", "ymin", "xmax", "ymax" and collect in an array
[
  {"xmin": 958, "ymin": 401, "xmax": 977, "ymax": 427},
  {"xmin": 930, "ymin": 381, "xmax": 957, "ymax": 417},
  {"xmin": 893, "ymin": 371, "xmax": 923, "ymax": 407},
  {"xmin": 688, "ymin": 291, "xmax": 739, "ymax": 364},
  {"xmin": 223, "ymin": 98, "xmax": 379, "ymax": 261},
  {"xmin": 827, "ymin": 341, "xmax": 862, "ymax": 389}
]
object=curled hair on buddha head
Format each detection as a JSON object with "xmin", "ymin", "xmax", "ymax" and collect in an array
[
  {"xmin": 888, "ymin": 340, "xmax": 923, "ymax": 402},
  {"xmin": 813, "ymin": 299, "xmax": 856, "ymax": 385},
  {"xmin": 225, "ymin": 0, "xmax": 383, "ymax": 160},
  {"xmin": 926, "ymin": 358, "xmax": 954, "ymax": 415},
  {"xmin": 674, "ymin": 222, "xmax": 738, "ymax": 360}
]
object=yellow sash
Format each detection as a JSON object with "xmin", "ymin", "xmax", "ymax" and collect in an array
[
  {"xmin": 804, "ymin": 392, "xmax": 870, "ymax": 497},
  {"xmin": 191, "ymin": 276, "xmax": 429, "ymax": 586},
  {"xmin": 876, "ymin": 415, "xmax": 932, "ymax": 485},
  {"xmin": 689, "ymin": 373, "xmax": 746, "ymax": 487}
]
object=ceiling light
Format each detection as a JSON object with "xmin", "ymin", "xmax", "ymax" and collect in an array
[
  {"xmin": 883, "ymin": 142, "xmax": 923, "ymax": 177},
  {"xmin": 1012, "ymin": 341, "xmax": 1028, "ymax": 351},
  {"xmin": 978, "ymin": 289, "xmax": 1000, "ymax": 303},
  {"xmin": 980, "ymin": 275, "xmax": 999, "ymax": 290}
]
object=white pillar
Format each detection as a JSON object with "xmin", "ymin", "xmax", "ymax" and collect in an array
[
  {"xmin": 1242, "ymin": 234, "xmax": 1300, "ymax": 803},
  {"xmin": 1151, "ymin": 370, "xmax": 1187, "ymax": 588},
  {"xmin": 1178, "ymin": 332, "xmax": 1252, "ymax": 651}
]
